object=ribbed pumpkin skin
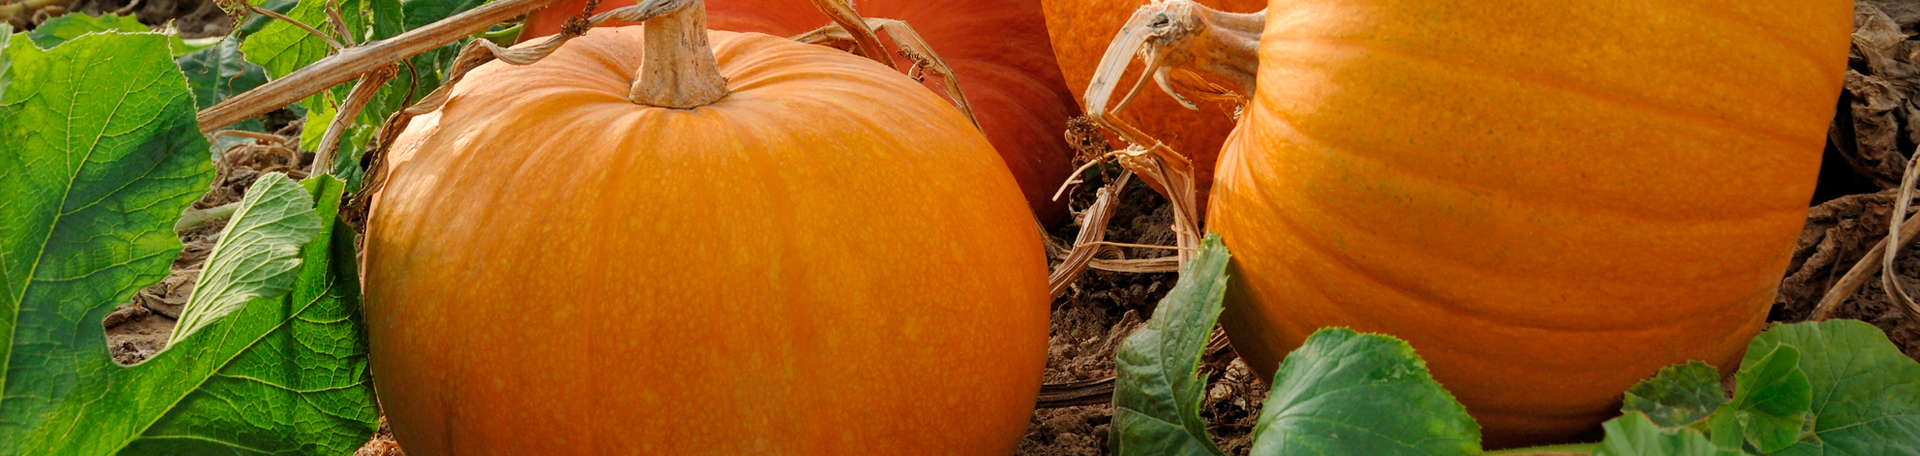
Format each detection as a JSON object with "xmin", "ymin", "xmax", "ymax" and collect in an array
[
  {"xmin": 1209, "ymin": 0, "xmax": 1852, "ymax": 447},
  {"xmin": 1040, "ymin": 0, "xmax": 1266, "ymax": 212},
  {"xmin": 523, "ymin": 0, "xmax": 1081, "ymax": 226},
  {"xmin": 365, "ymin": 28, "xmax": 1050, "ymax": 455}
]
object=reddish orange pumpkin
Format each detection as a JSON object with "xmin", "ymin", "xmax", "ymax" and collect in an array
[
  {"xmin": 1041, "ymin": 0, "xmax": 1265, "ymax": 212},
  {"xmin": 1207, "ymin": 0, "xmax": 1853, "ymax": 447},
  {"xmin": 524, "ymin": 0, "xmax": 1081, "ymax": 227},
  {"xmin": 365, "ymin": 6, "xmax": 1051, "ymax": 453}
]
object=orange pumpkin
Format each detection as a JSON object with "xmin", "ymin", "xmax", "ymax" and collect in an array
[
  {"xmin": 1041, "ymin": 0, "xmax": 1265, "ymax": 213},
  {"xmin": 364, "ymin": 3, "xmax": 1051, "ymax": 453},
  {"xmin": 1206, "ymin": 0, "xmax": 1853, "ymax": 447},
  {"xmin": 523, "ymin": 0, "xmax": 1082, "ymax": 227}
]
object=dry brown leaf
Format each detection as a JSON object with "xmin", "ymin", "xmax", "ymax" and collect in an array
[
  {"xmin": 1842, "ymin": 71, "xmax": 1911, "ymax": 187},
  {"xmin": 1866, "ymin": 0, "xmax": 1919, "ymax": 35},
  {"xmin": 1779, "ymin": 189, "xmax": 1906, "ymax": 319}
]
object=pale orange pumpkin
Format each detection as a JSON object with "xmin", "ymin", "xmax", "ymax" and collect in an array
[
  {"xmin": 1205, "ymin": 0, "xmax": 1854, "ymax": 447},
  {"xmin": 363, "ymin": 2, "xmax": 1051, "ymax": 453},
  {"xmin": 523, "ymin": 0, "xmax": 1083, "ymax": 227}
]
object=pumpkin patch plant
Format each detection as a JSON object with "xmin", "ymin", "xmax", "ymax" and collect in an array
[
  {"xmin": 1080, "ymin": 0, "xmax": 1857, "ymax": 447},
  {"xmin": 518, "ymin": 0, "xmax": 1084, "ymax": 226},
  {"xmin": 4, "ymin": 0, "xmax": 1912, "ymax": 452},
  {"xmin": 360, "ymin": 0, "xmax": 1053, "ymax": 454},
  {"xmin": 1110, "ymin": 236, "xmax": 1920, "ymax": 455}
]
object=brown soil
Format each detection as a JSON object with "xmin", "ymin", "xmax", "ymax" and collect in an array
[
  {"xmin": 1020, "ymin": 177, "xmax": 1268, "ymax": 456},
  {"xmin": 6, "ymin": 0, "xmax": 234, "ymax": 37},
  {"xmin": 63, "ymin": 0, "xmax": 1920, "ymax": 455}
]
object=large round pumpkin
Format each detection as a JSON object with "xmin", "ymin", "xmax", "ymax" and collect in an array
[
  {"xmin": 1041, "ymin": 0, "xmax": 1265, "ymax": 213},
  {"xmin": 1207, "ymin": 0, "xmax": 1853, "ymax": 447},
  {"xmin": 364, "ymin": 20, "xmax": 1051, "ymax": 454},
  {"xmin": 522, "ymin": 0, "xmax": 1082, "ymax": 227}
]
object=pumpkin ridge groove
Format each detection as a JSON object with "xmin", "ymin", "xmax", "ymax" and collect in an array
[
  {"xmin": 1683, "ymin": 3, "xmax": 1850, "ymax": 70},
  {"xmin": 1235, "ymin": 203, "xmax": 1781, "ymax": 334},
  {"xmin": 1260, "ymin": 37, "xmax": 1814, "ymax": 147},
  {"xmin": 1237, "ymin": 108, "xmax": 1812, "ymax": 223}
]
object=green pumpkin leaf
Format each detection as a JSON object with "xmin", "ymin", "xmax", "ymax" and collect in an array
[
  {"xmin": 0, "ymin": 24, "xmax": 13, "ymax": 100},
  {"xmin": 25, "ymin": 14, "xmax": 205, "ymax": 56},
  {"xmin": 403, "ymin": 0, "xmax": 490, "ymax": 29},
  {"xmin": 117, "ymin": 175, "xmax": 377, "ymax": 455},
  {"xmin": 177, "ymin": 36, "xmax": 270, "ymax": 132},
  {"xmin": 0, "ymin": 34, "xmax": 213, "ymax": 442},
  {"xmin": 241, "ymin": 0, "xmax": 401, "ymax": 78},
  {"xmin": 1112, "ymin": 234, "xmax": 1232, "ymax": 456},
  {"xmin": 1246, "ymin": 328, "xmax": 1482, "ymax": 456},
  {"xmin": 235, "ymin": 0, "xmax": 304, "ymax": 38},
  {"xmin": 1707, "ymin": 405, "xmax": 1745, "ymax": 451},
  {"xmin": 1722, "ymin": 345, "xmax": 1811, "ymax": 453},
  {"xmin": 1594, "ymin": 412, "xmax": 1746, "ymax": 456},
  {"xmin": 1624, "ymin": 361, "xmax": 1728, "ymax": 428},
  {"xmin": 0, "ymin": 32, "xmax": 375, "ymax": 454},
  {"xmin": 1738, "ymin": 320, "xmax": 1920, "ymax": 455},
  {"xmin": 168, "ymin": 172, "xmax": 320, "ymax": 345},
  {"xmin": 26, "ymin": 13, "xmax": 146, "ymax": 49}
]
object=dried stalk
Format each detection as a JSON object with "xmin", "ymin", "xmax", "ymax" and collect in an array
[
  {"xmin": 802, "ymin": 0, "xmax": 888, "ymax": 65},
  {"xmin": 1041, "ymin": 0, "xmax": 1262, "ymax": 274},
  {"xmin": 1882, "ymin": 150, "xmax": 1920, "ymax": 322},
  {"xmin": 1088, "ymin": 241, "xmax": 1187, "ymax": 251},
  {"xmin": 324, "ymin": 0, "xmax": 357, "ymax": 47},
  {"xmin": 1049, "ymin": 172, "xmax": 1131, "ymax": 298},
  {"xmin": 310, "ymin": 64, "xmax": 397, "ymax": 176},
  {"xmin": 1818, "ymin": 146, "xmax": 1920, "ymax": 322},
  {"xmin": 1035, "ymin": 377, "xmax": 1114, "ymax": 409},
  {"xmin": 1088, "ymin": 256, "xmax": 1180, "ymax": 274},
  {"xmin": 791, "ymin": 17, "xmax": 981, "ymax": 132},
  {"xmin": 1113, "ymin": 146, "xmax": 1202, "ymax": 265}
]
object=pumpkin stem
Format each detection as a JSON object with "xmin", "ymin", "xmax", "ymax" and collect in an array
[
  {"xmin": 624, "ymin": 0, "xmax": 728, "ymax": 108},
  {"xmin": 1085, "ymin": 0, "xmax": 1262, "ymax": 140}
]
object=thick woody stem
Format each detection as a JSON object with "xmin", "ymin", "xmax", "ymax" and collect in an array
[
  {"xmin": 1085, "ymin": 0, "xmax": 1262, "ymax": 143},
  {"xmin": 629, "ymin": 0, "xmax": 727, "ymax": 107}
]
